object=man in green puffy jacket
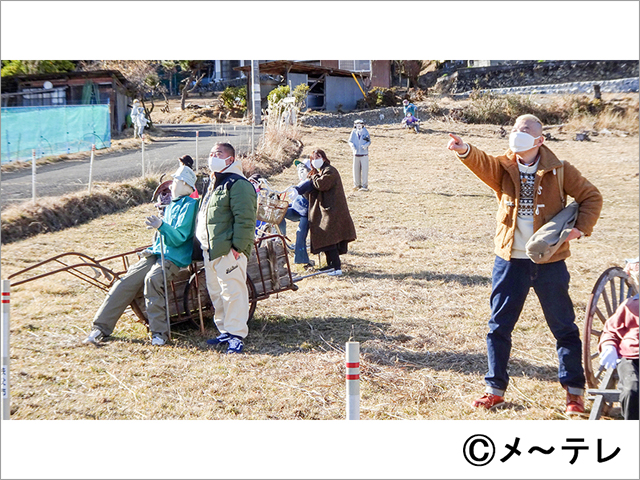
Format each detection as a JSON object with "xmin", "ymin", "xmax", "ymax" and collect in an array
[
  {"xmin": 83, "ymin": 165, "xmax": 199, "ymax": 346},
  {"xmin": 196, "ymin": 143, "xmax": 257, "ymax": 354}
]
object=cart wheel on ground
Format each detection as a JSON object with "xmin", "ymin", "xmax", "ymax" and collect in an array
[
  {"xmin": 583, "ymin": 267, "xmax": 638, "ymax": 391},
  {"xmin": 183, "ymin": 267, "xmax": 258, "ymax": 329}
]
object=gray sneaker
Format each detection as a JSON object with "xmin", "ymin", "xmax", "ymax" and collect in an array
[
  {"xmin": 83, "ymin": 328, "xmax": 104, "ymax": 345},
  {"xmin": 151, "ymin": 335, "xmax": 166, "ymax": 346}
]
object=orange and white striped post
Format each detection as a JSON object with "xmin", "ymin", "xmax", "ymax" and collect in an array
[
  {"xmin": 2, "ymin": 280, "xmax": 10, "ymax": 420},
  {"xmin": 346, "ymin": 342, "xmax": 360, "ymax": 420}
]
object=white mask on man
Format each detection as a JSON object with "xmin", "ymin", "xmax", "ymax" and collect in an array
[
  {"xmin": 311, "ymin": 158, "xmax": 324, "ymax": 170},
  {"xmin": 208, "ymin": 155, "xmax": 230, "ymax": 172},
  {"xmin": 509, "ymin": 131, "xmax": 541, "ymax": 153}
]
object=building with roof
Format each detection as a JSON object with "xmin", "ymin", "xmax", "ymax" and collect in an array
[
  {"xmin": 236, "ymin": 60, "xmax": 392, "ymax": 114},
  {"xmin": 1, "ymin": 70, "xmax": 131, "ymax": 133}
]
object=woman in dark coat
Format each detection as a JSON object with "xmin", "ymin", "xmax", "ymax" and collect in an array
[{"xmin": 306, "ymin": 149, "xmax": 357, "ymax": 276}]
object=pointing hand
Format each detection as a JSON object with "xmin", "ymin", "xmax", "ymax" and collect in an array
[{"xmin": 447, "ymin": 133, "xmax": 468, "ymax": 154}]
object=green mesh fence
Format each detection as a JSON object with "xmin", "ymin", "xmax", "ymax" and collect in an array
[{"xmin": 1, "ymin": 104, "xmax": 111, "ymax": 164}]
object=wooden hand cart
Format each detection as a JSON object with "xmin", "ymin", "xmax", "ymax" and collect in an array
[{"xmin": 8, "ymin": 233, "xmax": 318, "ymax": 335}]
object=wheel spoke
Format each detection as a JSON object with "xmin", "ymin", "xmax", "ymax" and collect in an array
[
  {"xmin": 609, "ymin": 278, "xmax": 619, "ymax": 312},
  {"xmin": 594, "ymin": 305, "xmax": 608, "ymax": 324},
  {"xmin": 602, "ymin": 287, "xmax": 613, "ymax": 317}
]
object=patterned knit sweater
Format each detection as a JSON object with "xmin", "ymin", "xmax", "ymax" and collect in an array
[{"xmin": 511, "ymin": 159, "xmax": 539, "ymax": 258}]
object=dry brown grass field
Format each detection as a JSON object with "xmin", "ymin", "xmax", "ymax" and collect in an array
[{"xmin": 2, "ymin": 116, "xmax": 638, "ymax": 421}]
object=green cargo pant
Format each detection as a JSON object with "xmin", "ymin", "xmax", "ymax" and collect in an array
[{"xmin": 92, "ymin": 254, "xmax": 180, "ymax": 341}]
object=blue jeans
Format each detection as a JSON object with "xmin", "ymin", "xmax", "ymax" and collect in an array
[
  {"xmin": 485, "ymin": 256, "xmax": 585, "ymax": 396},
  {"xmin": 279, "ymin": 208, "xmax": 310, "ymax": 264}
]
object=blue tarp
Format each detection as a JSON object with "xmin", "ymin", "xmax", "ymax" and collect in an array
[{"xmin": 1, "ymin": 104, "xmax": 111, "ymax": 163}]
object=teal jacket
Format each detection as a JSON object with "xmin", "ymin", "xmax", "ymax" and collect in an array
[
  {"xmin": 152, "ymin": 195, "xmax": 199, "ymax": 268},
  {"xmin": 201, "ymin": 162, "xmax": 257, "ymax": 260}
]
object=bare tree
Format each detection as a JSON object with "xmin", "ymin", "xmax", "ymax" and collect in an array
[
  {"xmin": 393, "ymin": 60, "xmax": 428, "ymax": 88},
  {"xmin": 177, "ymin": 61, "xmax": 206, "ymax": 110}
]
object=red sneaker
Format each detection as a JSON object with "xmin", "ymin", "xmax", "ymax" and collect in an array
[
  {"xmin": 472, "ymin": 393, "xmax": 505, "ymax": 410},
  {"xmin": 566, "ymin": 393, "xmax": 585, "ymax": 416}
]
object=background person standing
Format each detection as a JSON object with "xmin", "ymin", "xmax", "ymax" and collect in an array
[{"xmin": 348, "ymin": 119, "xmax": 371, "ymax": 191}]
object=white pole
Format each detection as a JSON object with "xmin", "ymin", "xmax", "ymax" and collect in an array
[
  {"xmin": 2, "ymin": 280, "xmax": 10, "ymax": 420},
  {"xmin": 195, "ymin": 130, "xmax": 199, "ymax": 172},
  {"xmin": 158, "ymin": 235, "xmax": 171, "ymax": 341},
  {"xmin": 141, "ymin": 134, "xmax": 145, "ymax": 177},
  {"xmin": 346, "ymin": 342, "xmax": 360, "ymax": 420},
  {"xmin": 251, "ymin": 60, "xmax": 261, "ymax": 125},
  {"xmin": 88, "ymin": 144, "xmax": 95, "ymax": 194},
  {"xmin": 31, "ymin": 149, "xmax": 36, "ymax": 203}
]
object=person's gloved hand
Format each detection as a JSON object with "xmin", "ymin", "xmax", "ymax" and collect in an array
[
  {"xmin": 145, "ymin": 215, "xmax": 162, "ymax": 229},
  {"xmin": 599, "ymin": 345, "xmax": 619, "ymax": 369},
  {"xmin": 137, "ymin": 248, "xmax": 154, "ymax": 259}
]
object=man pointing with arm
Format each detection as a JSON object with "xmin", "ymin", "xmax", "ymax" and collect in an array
[{"xmin": 448, "ymin": 114, "xmax": 602, "ymax": 415}]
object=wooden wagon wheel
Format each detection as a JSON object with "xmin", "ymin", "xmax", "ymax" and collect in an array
[
  {"xmin": 583, "ymin": 267, "xmax": 638, "ymax": 390},
  {"xmin": 182, "ymin": 267, "xmax": 258, "ymax": 329}
]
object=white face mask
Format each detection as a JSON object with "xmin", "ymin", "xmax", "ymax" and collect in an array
[
  {"xmin": 170, "ymin": 179, "xmax": 193, "ymax": 199},
  {"xmin": 356, "ymin": 124, "xmax": 363, "ymax": 131},
  {"xmin": 509, "ymin": 131, "xmax": 541, "ymax": 153},
  {"xmin": 208, "ymin": 155, "xmax": 230, "ymax": 172},
  {"xmin": 311, "ymin": 158, "xmax": 324, "ymax": 170}
]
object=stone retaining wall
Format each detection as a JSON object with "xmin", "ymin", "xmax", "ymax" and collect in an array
[
  {"xmin": 455, "ymin": 77, "xmax": 639, "ymax": 97},
  {"xmin": 427, "ymin": 60, "xmax": 638, "ymax": 94}
]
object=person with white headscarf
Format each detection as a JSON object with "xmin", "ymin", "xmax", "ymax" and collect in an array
[{"xmin": 131, "ymin": 99, "xmax": 149, "ymax": 138}]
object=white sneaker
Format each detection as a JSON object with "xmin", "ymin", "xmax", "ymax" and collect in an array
[
  {"xmin": 151, "ymin": 335, "xmax": 166, "ymax": 346},
  {"xmin": 83, "ymin": 328, "xmax": 104, "ymax": 345},
  {"xmin": 327, "ymin": 269, "xmax": 343, "ymax": 276},
  {"xmin": 359, "ymin": 187, "xmax": 369, "ymax": 191}
]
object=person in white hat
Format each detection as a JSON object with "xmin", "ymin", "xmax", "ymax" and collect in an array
[
  {"xmin": 448, "ymin": 114, "xmax": 603, "ymax": 416},
  {"xmin": 347, "ymin": 119, "xmax": 371, "ymax": 191},
  {"xmin": 83, "ymin": 165, "xmax": 199, "ymax": 346}
]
